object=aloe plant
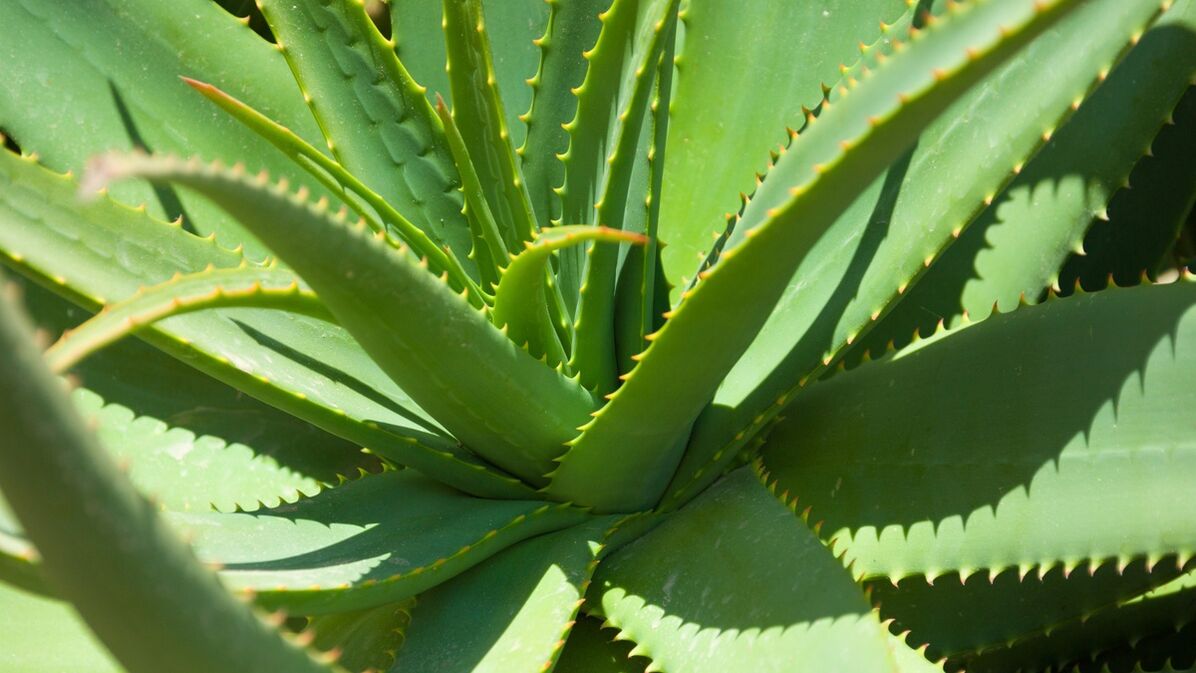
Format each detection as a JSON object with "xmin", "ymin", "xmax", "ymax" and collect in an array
[{"xmin": 1, "ymin": 0, "xmax": 1195, "ymax": 670}]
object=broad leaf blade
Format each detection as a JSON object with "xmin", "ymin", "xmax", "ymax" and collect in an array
[
  {"xmin": 394, "ymin": 517, "xmax": 620, "ymax": 673},
  {"xmin": 16, "ymin": 273, "xmax": 377, "ymax": 513},
  {"xmin": 965, "ymin": 568, "xmax": 1196, "ymax": 672},
  {"xmin": 758, "ymin": 280, "xmax": 1196, "ymax": 583},
  {"xmin": 258, "ymin": 0, "xmax": 475, "ymax": 266},
  {"xmin": 872, "ymin": 558, "xmax": 1189, "ymax": 664},
  {"xmin": 88, "ymin": 153, "xmax": 598, "ymax": 483},
  {"xmin": 667, "ymin": 0, "xmax": 1174, "ymax": 508},
  {"xmin": 657, "ymin": 0, "xmax": 908, "ymax": 297},
  {"xmin": 0, "ymin": 581, "xmax": 122, "ymax": 673},
  {"xmin": 0, "ymin": 274, "xmax": 343, "ymax": 673},
  {"xmin": 306, "ymin": 599, "xmax": 415, "ymax": 673},
  {"xmin": 0, "ymin": 0, "xmax": 326, "ymax": 260},
  {"xmin": 591, "ymin": 468, "xmax": 898, "ymax": 673},
  {"xmin": 553, "ymin": 616, "xmax": 649, "ymax": 673},
  {"xmin": 850, "ymin": 0, "xmax": 1196, "ymax": 362},
  {"xmin": 0, "ymin": 149, "xmax": 529, "ymax": 499},
  {"xmin": 1058, "ymin": 85, "xmax": 1196, "ymax": 291},
  {"xmin": 173, "ymin": 471, "xmax": 591, "ymax": 614},
  {"xmin": 548, "ymin": 0, "xmax": 1092, "ymax": 512}
]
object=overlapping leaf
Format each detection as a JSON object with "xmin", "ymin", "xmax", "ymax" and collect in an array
[
  {"xmin": 86, "ymin": 152, "xmax": 598, "ymax": 483},
  {"xmin": 0, "ymin": 146, "xmax": 527, "ymax": 498},
  {"xmin": 548, "ymin": 0, "xmax": 1093, "ymax": 512},
  {"xmin": 667, "ymin": 0, "xmax": 1176, "ymax": 508},
  {"xmin": 758, "ymin": 280, "xmax": 1196, "ymax": 583}
]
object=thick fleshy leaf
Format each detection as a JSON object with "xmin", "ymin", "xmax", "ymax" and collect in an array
[
  {"xmin": 0, "ymin": 275, "xmax": 343, "ymax": 673},
  {"xmin": 657, "ymin": 0, "xmax": 907, "ymax": 296},
  {"xmin": 494, "ymin": 226, "xmax": 646, "ymax": 369},
  {"xmin": 548, "ymin": 0, "xmax": 1092, "ymax": 513},
  {"xmin": 0, "ymin": 147, "xmax": 528, "ymax": 499},
  {"xmin": 390, "ymin": 0, "xmax": 549, "ymax": 151},
  {"xmin": 393, "ymin": 517, "xmax": 620, "ymax": 673},
  {"xmin": 87, "ymin": 152, "xmax": 598, "ymax": 483},
  {"xmin": 0, "ymin": 582, "xmax": 121, "ymax": 673},
  {"xmin": 0, "ymin": 495, "xmax": 42, "ymax": 595},
  {"xmin": 965, "ymin": 568, "xmax": 1196, "ymax": 672},
  {"xmin": 872, "ymin": 558, "xmax": 1189, "ymax": 664},
  {"xmin": 553, "ymin": 616, "xmax": 649, "ymax": 673},
  {"xmin": 0, "ymin": 0, "xmax": 327, "ymax": 260},
  {"xmin": 443, "ymin": 0, "xmax": 540, "ymax": 250},
  {"xmin": 569, "ymin": 0, "xmax": 678, "ymax": 396},
  {"xmin": 590, "ymin": 468, "xmax": 898, "ymax": 673},
  {"xmin": 1058, "ymin": 85, "xmax": 1196, "ymax": 291},
  {"xmin": 519, "ymin": 0, "xmax": 609, "ymax": 228},
  {"xmin": 183, "ymin": 79, "xmax": 486, "ymax": 304},
  {"xmin": 849, "ymin": 0, "xmax": 1196, "ymax": 361},
  {"xmin": 258, "ymin": 0, "xmax": 475, "ymax": 266},
  {"xmin": 667, "ymin": 0, "xmax": 1177, "ymax": 508},
  {"xmin": 433, "ymin": 95, "xmax": 510, "ymax": 291},
  {"xmin": 555, "ymin": 0, "xmax": 677, "ymax": 317},
  {"xmin": 15, "ymin": 273, "xmax": 376, "ymax": 511},
  {"xmin": 758, "ymin": 280, "xmax": 1196, "ymax": 582},
  {"xmin": 612, "ymin": 34, "xmax": 675, "ymax": 378},
  {"xmin": 45, "ymin": 266, "xmax": 330, "ymax": 374},
  {"xmin": 307, "ymin": 598, "xmax": 416, "ymax": 673},
  {"xmin": 174, "ymin": 470, "xmax": 589, "ymax": 614}
]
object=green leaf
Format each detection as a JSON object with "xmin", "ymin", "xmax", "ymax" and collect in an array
[
  {"xmin": 393, "ymin": 516, "xmax": 620, "ymax": 673},
  {"xmin": 1058, "ymin": 85, "xmax": 1196, "ymax": 291},
  {"xmin": 553, "ymin": 616, "xmax": 649, "ymax": 673},
  {"xmin": 257, "ymin": 0, "xmax": 475, "ymax": 267},
  {"xmin": 0, "ymin": 495, "xmax": 43, "ymax": 596},
  {"xmin": 87, "ymin": 151, "xmax": 599, "ymax": 485},
  {"xmin": 757, "ymin": 279, "xmax": 1196, "ymax": 583},
  {"xmin": 666, "ymin": 0, "xmax": 1174, "ymax": 509},
  {"xmin": 965, "ymin": 568, "xmax": 1196, "ymax": 672},
  {"xmin": 169, "ymin": 470, "xmax": 589, "ymax": 615},
  {"xmin": 569, "ymin": 0, "xmax": 678, "ymax": 396},
  {"xmin": 390, "ymin": 0, "xmax": 453, "ymax": 101},
  {"xmin": 443, "ymin": 0, "xmax": 540, "ymax": 250},
  {"xmin": 554, "ymin": 0, "xmax": 677, "ymax": 317},
  {"xmin": 306, "ymin": 598, "xmax": 415, "ymax": 673},
  {"xmin": 0, "ymin": 581, "xmax": 122, "ymax": 673},
  {"xmin": 15, "ymin": 272, "xmax": 378, "ymax": 511},
  {"xmin": 45, "ymin": 266, "xmax": 330, "ymax": 374},
  {"xmin": 549, "ymin": 0, "xmax": 1092, "ymax": 513},
  {"xmin": 872, "ymin": 558, "xmax": 1189, "ymax": 664},
  {"xmin": 182, "ymin": 79, "xmax": 487, "ymax": 306},
  {"xmin": 0, "ymin": 0, "xmax": 326, "ymax": 260},
  {"xmin": 77, "ymin": 388, "xmax": 357, "ymax": 514},
  {"xmin": 886, "ymin": 632, "xmax": 947, "ymax": 673},
  {"xmin": 849, "ymin": 0, "xmax": 1196, "ymax": 362},
  {"xmin": 590, "ymin": 468, "xmax": 898, "ymax": 673},
  {"xmin": 519, "ymin": 0, "xmax": 608, "ymax": 229},
  {"xmin": 494, "ymin": 226, "xmax": 646, "ymax": 370},
  {"xmin": 0, "ymin": 147, "xmax": 528, "ymax": 499},
  {"xmin": 433, "ymin": 94, "xmax": 510, "ymax": 292},
  {"xmin": 390, "ymin": 0, "xmax": 549, "ymax": 151},
  {"xmin": 0, "ymin": 273, "xmax": 343, "ymax": 673},
  {"xmin": 612, "ymin": 31, "xmax": 675, "ymax": 378},
  {"xmin": 656, "ymin": 0, "xmax": 908, "ymax": 298}
]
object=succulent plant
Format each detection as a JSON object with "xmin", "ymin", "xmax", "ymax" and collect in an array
[{"xmin": 1, "ymin": 0, "xmax": 1195, "ymax": 671}]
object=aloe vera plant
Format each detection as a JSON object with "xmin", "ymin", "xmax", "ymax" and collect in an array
[{"xmin": 1, "ymin": 0, "xmax": 1195, "ymax": 670}]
